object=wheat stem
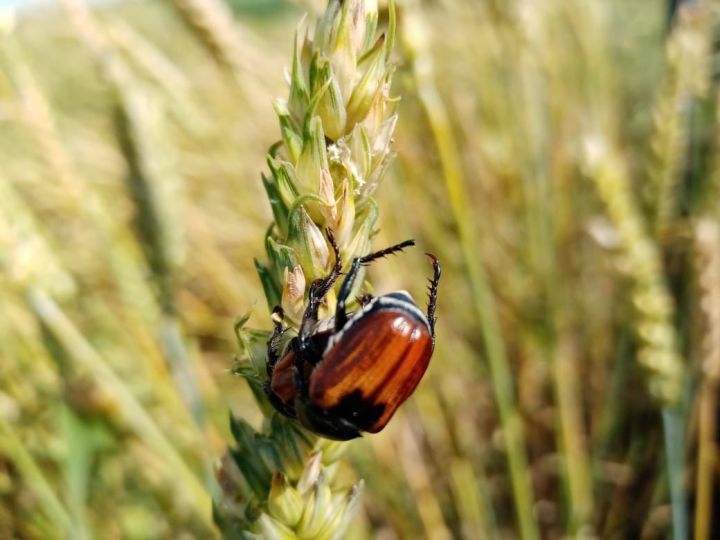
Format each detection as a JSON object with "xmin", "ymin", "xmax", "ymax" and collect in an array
[
  {"xmin": 402, "ymin": 5, "xmax": 540, "ymax": 540},
  {"xmin": 693, "ymin": 219, "xmax": 720, "ymax": 540},
  {"xmin": 0, "ymin": 415, "xmax": 75, "ymax": 539}
]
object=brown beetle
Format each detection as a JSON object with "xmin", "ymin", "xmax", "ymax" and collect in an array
[{"xmin": 263, "ymin": 233, "xmax": 440, "ymax": 440}]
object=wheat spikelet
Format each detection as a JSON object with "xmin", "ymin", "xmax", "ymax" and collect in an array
[
  {"xmin": 218, "ymin": 1, "xmax": 403, "ymax": 536},
  {"xmin": 649, "ymin": 3, "xmax": 711, "ymax": 233},
  {"xmin": 583, "ymin": 137, "xmax": 683, "ymax": 406}
]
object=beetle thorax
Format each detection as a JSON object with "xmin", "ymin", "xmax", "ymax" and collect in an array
[{"xmin": 323, "ymin": 290, "xmax": 430, "ymax": 355}]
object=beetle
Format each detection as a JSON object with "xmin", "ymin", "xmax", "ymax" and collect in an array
[{"xmin": 263, "ymin": 231, "xmax": 441, "ymax": 440}]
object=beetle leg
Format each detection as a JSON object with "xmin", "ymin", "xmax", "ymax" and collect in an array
[
  {"xmin": 290, "ymin": 336, "xmax": 318, "ymax": 387},
  {"xmin": 358, "ymin": 239, "xmax": 415, "ymax": 265},
  {"xmin": 266, "ymin": 306, "xmax": 286, "ymax": 378},
  {"xmin": 335, "ymin": 257, "xmax": 361, "ymax": 331},
  {"xmin": 425, "ymin": 253, "xmax": 441, "ymax": 345},
  {"xmin": 298, "ymin": 229, "xmax": 343, "ymax": 352},
  {"xmin": 357, "ymin": 293, "xmax": 374, "ymax": 306},
  {"xmin": 335, "ymin": 240, "xmax": 416, "ymax": 331}
]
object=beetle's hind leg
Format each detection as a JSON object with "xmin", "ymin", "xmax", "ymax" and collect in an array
[
  {"xmin": 335, "ymin": 239, "xmax": 416, "ymax": 331},
  {"xmin": 425, "ymin": 253, "xmax": 441, "ymax": 344}
]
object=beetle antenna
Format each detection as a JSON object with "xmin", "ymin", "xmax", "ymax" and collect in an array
[
  {"xmin": 425, "ymin": 253, "xmax": 441, "ymax": 344},
  {"xmin": 359, "ymin": 239, "xmax": 415, "ymax": 266}
]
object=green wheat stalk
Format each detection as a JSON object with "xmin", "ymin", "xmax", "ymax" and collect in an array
[{"xmin": 215, "ymin": 1, "xmax": 400, "ymax": 537}]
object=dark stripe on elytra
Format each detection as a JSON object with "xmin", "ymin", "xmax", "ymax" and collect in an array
[
  {"xmin": 369, "ymin": 337, "xmax": 430, "ymax": 429},
  {"xmin": 324, "ymin": 319, "xmax": 396, "ymax": 379},
  {"xmin": 366, "ymin": 346, "xmax": 415, "ymax": 430},
  {"xmin": 314, "ymin": 319, "xmax": 403, "ymax": 402},
  {"xmin": 370, "ymin": 337, "xmax": 415, "ymax": 403},
  {"xmin": 333, "ymin": 329, "xmax": 397, "ymax": 391},
  {"xmin": 390, "ymin": 339, "xmax": 430, "ymax": 401}
]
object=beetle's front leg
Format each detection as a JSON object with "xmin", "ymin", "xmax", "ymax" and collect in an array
[
  {"xmin": 298, "ymin": 229, "xmax": 342, "ymax": 352},
  {"xmin": 335, "ymin": 239, "xmax": 416, "ymax": 332},
  {"xmin": 334, "ymin": 257, "xmax": 362, "ymax": 331}
]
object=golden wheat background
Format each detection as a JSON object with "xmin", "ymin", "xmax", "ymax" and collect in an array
[{"xmin": 0, "ymin": 0, "xmax": 718, "ymax": 538}]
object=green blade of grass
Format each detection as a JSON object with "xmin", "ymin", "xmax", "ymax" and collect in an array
[
  {"xmin": 405, "ymin": 10, "xmax": 540, "ymax": 539},
  {"xmin": 663, "ymin": 407, "xmax": 688, "ymax": 540},
  {"xmin": 0, "ymin": 415, "xmax": 76, "ymax": 539},
  {"xmin": 26, "ymin": 287, "xmax": 216, "ymax": 535}
]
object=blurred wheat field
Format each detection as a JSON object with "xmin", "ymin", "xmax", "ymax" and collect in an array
[{"xmin": 1, "ymin": 0, "xmax": 719, "ymax": 538}]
